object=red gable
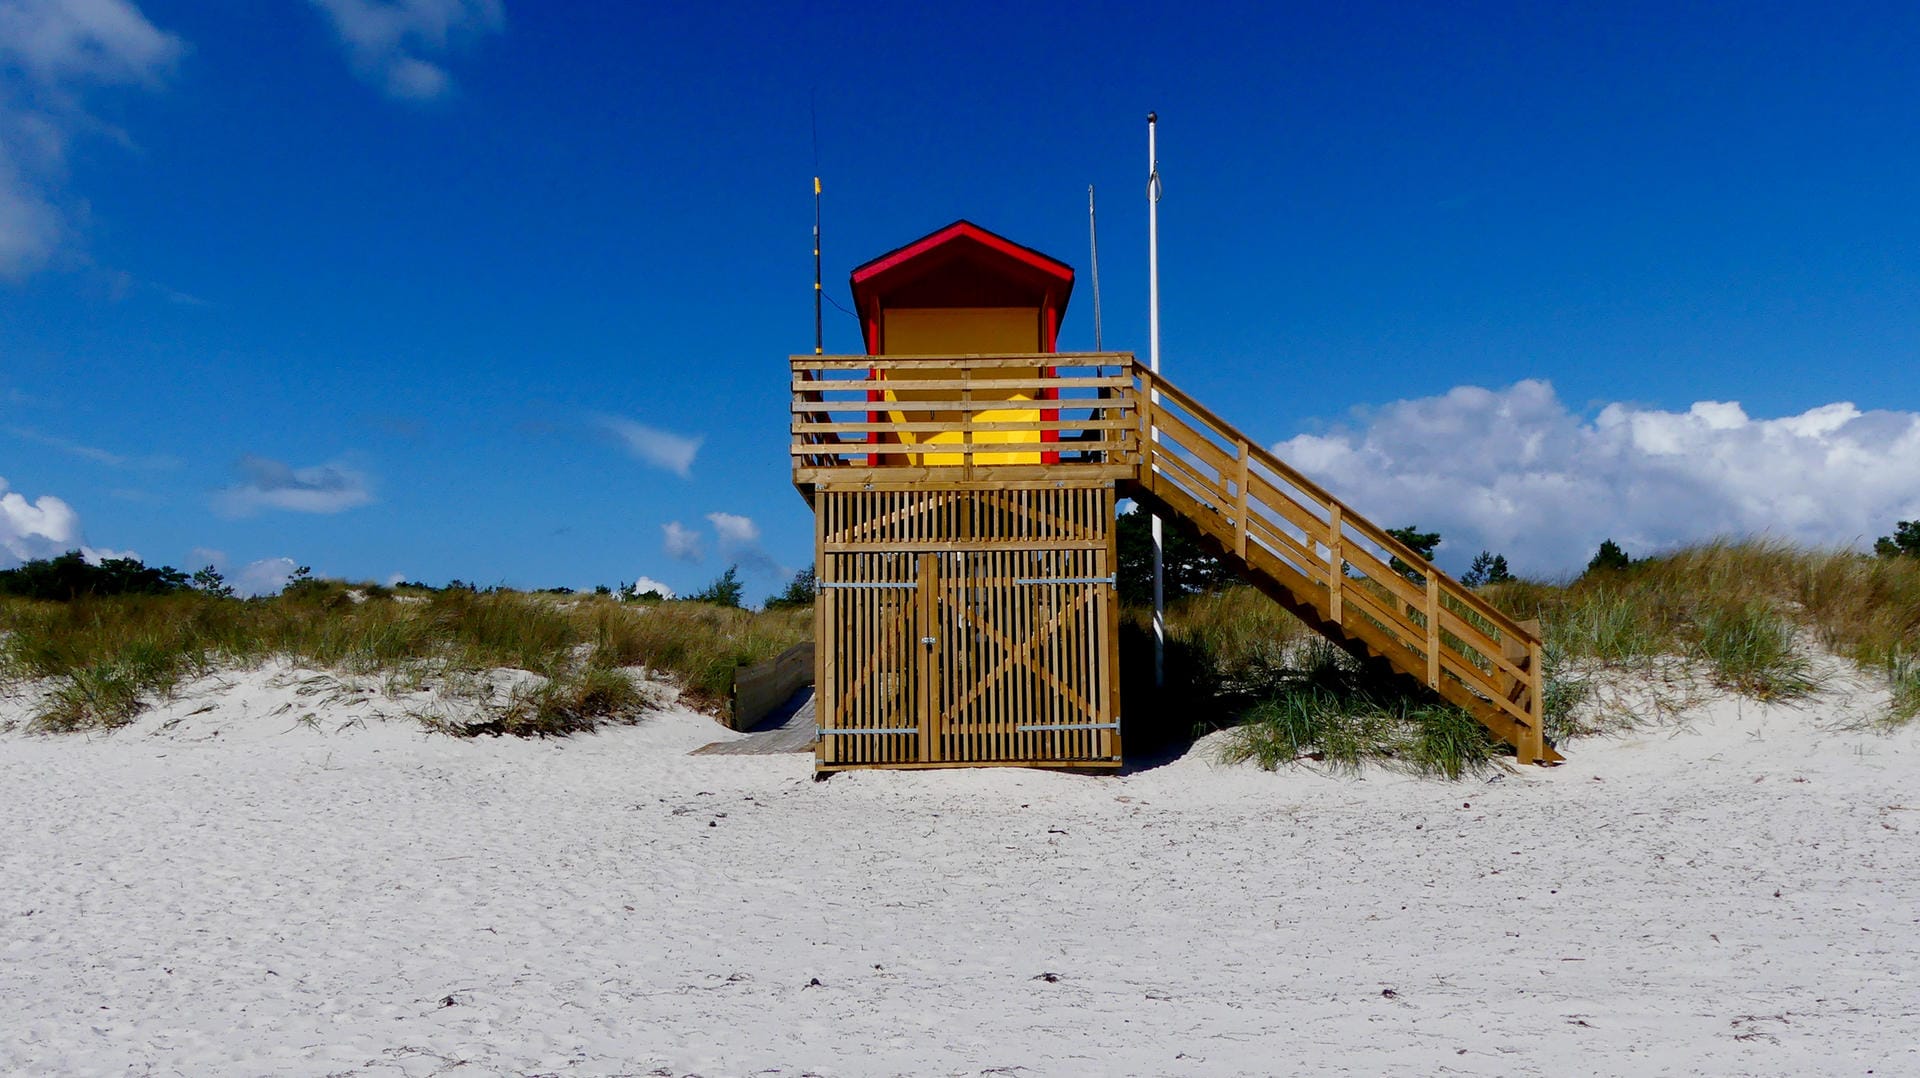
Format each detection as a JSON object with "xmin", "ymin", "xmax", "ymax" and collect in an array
[{"xmin": 849, "ymin": 220, "xmax": 1074, "ymax": 316}]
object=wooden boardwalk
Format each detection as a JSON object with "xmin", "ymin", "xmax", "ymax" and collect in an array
[{"xmin": 690, "ymin": 689, "xmax": 816, "ymax": 756}]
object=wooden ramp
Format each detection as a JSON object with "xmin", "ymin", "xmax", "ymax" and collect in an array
[
  {"xmin": 1125, "ymin": 363, "xmax": 1560, "ymax": 764},
  {"xmin": 690, "ymin": 689, "xmax": 817, "ymax": 756}
]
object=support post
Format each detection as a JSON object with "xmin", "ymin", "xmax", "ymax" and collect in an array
[
  {"xmin": 1527, "ymin": 631, "xmax": 1547, "ymax": 765},
  {"xmin": 1147, "ymin": 111, "xmax": 1164, "ymax": 688},
  {"xmin": 1426, "ymin": 573, "xmax": 1441, "ymax": 688},
  {"xmin": 1233, "ymin": 439, "xmax": 1250, "ymax": 559},
  {"xmin": 1327, "ymin": 504, "xmax": 1344, "ymax": 623}
]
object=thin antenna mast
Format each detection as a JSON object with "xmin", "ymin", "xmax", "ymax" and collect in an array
[
  {"xmin": 813, "ymin": 175, "xmax": 823, "ymax": 355},
  {"xmin": 812, "ymin": 96, "xmax": 823, "ymax": 355},
  {"xmin": 1147, "ymin": 111, "xmax": 1165, "ymax": 689},
  {"xmin": 1088, "ymin": 184, "xmax": 1103, "ymax": 352}
]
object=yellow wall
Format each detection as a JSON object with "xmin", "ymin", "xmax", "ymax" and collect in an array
[
  {"xmin": 882, "ymin": 307, "xmax": 1039, "ymax": 354},
  {"xmin": 880, "ymin": 307, "xmax": 1043, "ymax": 465}
]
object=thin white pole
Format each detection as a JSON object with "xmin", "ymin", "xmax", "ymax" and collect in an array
[
  {"xmin": 1088, "ymin": 185, "xmax": 1102, "ymax": 352},
  {"xmin": 1147, "ymin": 111, "xmax": 1164, "ymax": 689}
]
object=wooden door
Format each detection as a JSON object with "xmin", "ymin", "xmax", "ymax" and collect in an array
[
  {"xmin": 816, "ymin": 550, "xmax": 926, "ymax": 767},
  {"xmin": 814, "ymin": 486, "xmax": 1121, "ymax": 770},
  {"xmin": 927, "ymin": 548, "xmax": 1118, "ymax": 764}
]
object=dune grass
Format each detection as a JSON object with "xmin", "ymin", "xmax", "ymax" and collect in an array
[
  {"xmin": 1885, "ymin": 651, "xmax": 1920, "ymax": 728},
  {"xmin": 0, "ymin": 586, "xmax": 810, "ymax": 735},
  {"xmin": 1127, "ymin": 595, "xmax": 1505, "ymax": 779},
  {"xmin": 1486, "ymin": 540, "xmax": 1919, "ymax": 715},
  {"xmin": 1159, "ymin": 540, "xmax": 1918, "ymax": 776},
  {"xmin": 8, "ymin": 538, "xmax": 1911, "ymax": 750},
  {"xmin": 1210, "ymin": 640, "xmax": 1500, "ymax": 779}
]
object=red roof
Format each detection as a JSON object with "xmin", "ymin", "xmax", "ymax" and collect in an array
[{"xmin": 849, "ymin": 220, "xmax": 1074, "ymax": 313}]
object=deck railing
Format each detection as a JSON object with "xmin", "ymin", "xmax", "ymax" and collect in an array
[{"xmin": 791, "ymin": 353, "xmax": 1142, "ymax": 484}]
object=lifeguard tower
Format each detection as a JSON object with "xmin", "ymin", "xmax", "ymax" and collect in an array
[{"xmin": 792, "ymin": 221, "xmax": 1557, "ymax": 772}]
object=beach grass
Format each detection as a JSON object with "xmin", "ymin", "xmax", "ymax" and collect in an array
[
  {"xmin": 1162, "ymin": 539, "xmax": 1920, "ymax": 772},
  {"xmin": 0, "ymin": 587, "xmax": 810, "ymax": 734},
  {"xmin": 1211, "ymin": 640, "xmax": 1500, "ymax": 779}
]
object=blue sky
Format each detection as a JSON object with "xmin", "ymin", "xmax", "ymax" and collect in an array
[{"xmin": 3, "ymin": 1, "xmax": 1918, "ymax": 593}]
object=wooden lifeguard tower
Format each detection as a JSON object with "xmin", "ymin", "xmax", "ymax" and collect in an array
[{"xmin": 793, "ymin": 220, "xmax": 1558, "ymax": 773}]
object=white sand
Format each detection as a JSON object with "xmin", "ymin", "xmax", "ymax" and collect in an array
[{"xmin": 2, "ymin": 663, "xmax": 1916, "ymax": 1076}]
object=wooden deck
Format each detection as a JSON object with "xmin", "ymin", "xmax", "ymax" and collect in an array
[{"xmin": 792, "ymin": 353, "xmax": 1557, "ymax": 766}]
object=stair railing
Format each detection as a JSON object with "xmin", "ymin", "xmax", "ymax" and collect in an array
[{"xmin": 1132, "ymin": 361, "xmax": 1551, "ymax": 763}]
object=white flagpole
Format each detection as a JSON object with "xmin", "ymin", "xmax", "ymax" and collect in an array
[{"xmin": 1147, "ymin": 112, "xmax": 1165, "ymax": 689}]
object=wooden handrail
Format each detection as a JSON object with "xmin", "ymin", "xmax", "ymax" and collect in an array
[
  {"xmin": 1129, "ymin": 357, "xmax": 1549, "ymax": 762},
  {"xmin": 1140, "ymin": 369, "xmax": 1535, "ymax": 644}
]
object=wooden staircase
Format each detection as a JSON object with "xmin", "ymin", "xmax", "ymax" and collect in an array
[
  {"xmin": 1124, "ymin": 361, "xmax": 1560, "ymax": 765},
  {"xmin": 788, "ymin": 351, "xmax": 1559, "ymax": 766}
]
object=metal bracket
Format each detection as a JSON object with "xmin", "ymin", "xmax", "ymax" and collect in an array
[
  {"xmin": 1016, "ymin": 722, "xmax": 1121, "ymax": 732},
  {"xmin": 819, "ymin": 581, "xmax": 917, "ymax": 590},
  {"xmin": 816, "ymin": 727, "xmax": 920, "ymax": 736},
  {"xmin": 1012, "ymin": 575, "xmax": 1117, "ymax": 586}
]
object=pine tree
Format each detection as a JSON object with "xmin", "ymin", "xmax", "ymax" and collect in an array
[
  {"xmin": 1486, "ymin": 553, "xmax": 1513, "ymax": 584},
  {"xmin": 1586, "ymin": 539, "xmax": 1632, "ymax": 574},
  {"xmin": 1463, "ymin": 550, "xmax": 1496, "ymax": 587},
  {"xmin": 764, "ymin": 567, "xmax": 817, "ymax": 609},
  {"xmin": 688, "ymin": 565, "xmax": 744, "ymax": 608},
  {"xmin": 1874, "ymin": 520, "xmax": 1920, "ymax": 559},
  {"xmin": 1386, "ymin": 525, "xmax": 1442, "ymax": 582}
]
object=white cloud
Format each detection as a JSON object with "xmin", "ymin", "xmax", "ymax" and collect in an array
[
  {"xmin": 706, "ymin": 510, "xmax": 785, "ymax": 579},
  {"xmin": 216, "ymin": 455, "xmax": 374, "ymax": 516},
  {"xmin": 0, "ymin": 474, "xmax": 82, "ymax": 562},
  {"xmin": 79, "ymin": 545, "xmax": 137, "ymax": 564},
  {"xmin": 596, "ymin": 415, "xmax": 701, "ymax": 477},
  {"xmin": 1272, "ymin": 380, "xmax": 1920, "ymax": 576},
  {"xmin": 308, "ymin": 0, "xmax": 503, "ymax": 101},
  {"xmin": 0, "ymin": 0, "xmax": 184, "ymax": 278},
  {"xmin": 629, "ymin": 575, "xmax": 673, "ymax": 599},
  {"xmin": 662, "ymin": 520, "xmax": 703, "ymax": 562},
  {"xmin": 187, "ymin": 545, "xmax": 226, "ymax": 570},
  {"xmin": 705, "ymin": 511, "xmax": 759, "ymax": 545},
  {"xmin": 235, "ymin": 556, "xmax": 299, "ymax": 597},
  {"xmin": 0, "ymin": 0, "xmax": 183, "ymax": 84}
]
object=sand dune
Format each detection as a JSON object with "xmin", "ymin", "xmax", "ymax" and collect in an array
[{"xmin": 2, "ymin": 663, "xmax": 1916, "ymax": 1076}]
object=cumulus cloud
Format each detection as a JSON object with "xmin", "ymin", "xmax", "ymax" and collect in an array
[
  {"xmin": 0, "ymin": 0, "xmax": 185, "ymax": 278},
  {"xmin": 1272, "ymin": 380, "xmax": 1920, "ymax": 576},
  {"xmin": 629, "ymin": 575, "xmax": 673, "ymax": 600},
  {"xmin": 0, "ymin": 473, "xmax": 128, "ymax": 566},
  {"xmin": 706, "ymin": 510, "xmax": 785, "ymax": 578},
  {"xmin": 80, "ymin": 544, "xmax": 138, "ymax": 564},
  {"xmin": 705, "ymin": 511, "xmax": 758, "ymax": 545},
  {"xmin": 308, "ymin": 0, "xmax": 503, "ymax": 101},
  {"xmin": 216, "ymin": 455, "xmax": 374, "ymax": 517},
  {"xmin": 235, "ymin": 556, "xmax": 299, "ymax": 597},
  {"xmin": 662, "ymin": 520, "xmax": 703, "ymax": 562},
  {"xmin": 596, "ymin": 415, "xmax": 701, "ymax": 477},
  {"xmin": 0, "ymin": 473, "xmax": 82, "ymax": 562}
]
